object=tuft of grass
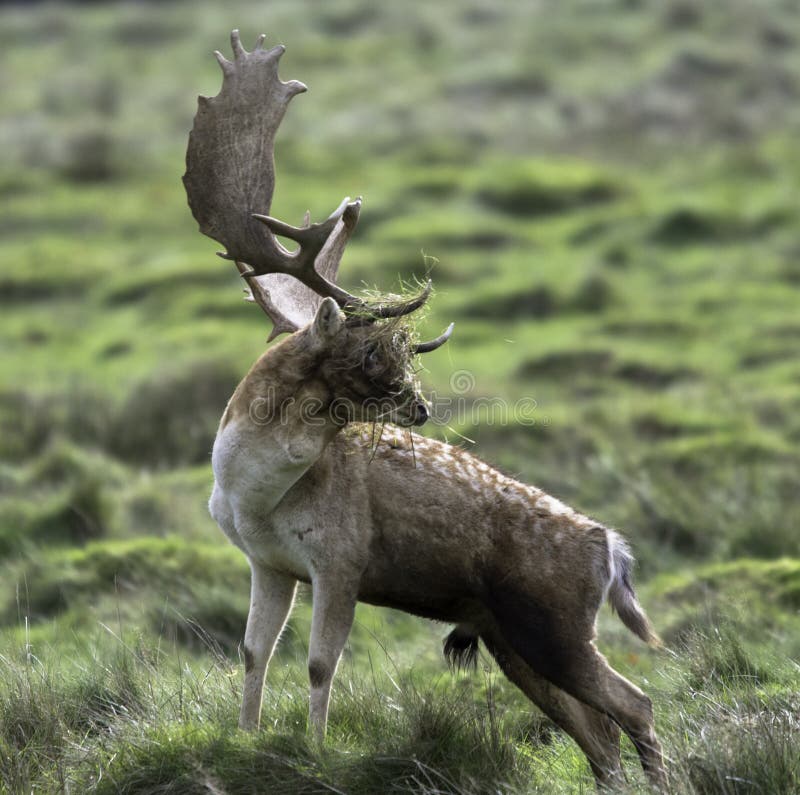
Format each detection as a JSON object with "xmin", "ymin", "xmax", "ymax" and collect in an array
[
  {"xmin": 650, "ymin": 206, "xmax": 742, "ymax": 246},
  {"xmin": 0, "ymin": 647, "xmax": 146, "ymax": 792},
  {"xmin": 459, "ymin": 285, "xmax": 558, "ymax": 320},
  {"xmin": 0, "ymin": 391, "xmax": 52, "ymax": 463},
  {"xmin": 683, "ymin": 624, "xmax": 779, "ymax": 691},
  {"xmin": 27, "ymin": 475, "xmax": 111, "ymax": 546},
  {"xmin": 58, "ymin": 126, "xmax": 125, "ymax": 184},
  {"xmin": 2, "ymin": 537, "xmax": 250, "ymax": 652},
  {"xmin": 673, "ymin": 691, "xmax": 800, "ymax": 795},
  {"xmin": 473, "ymin": 159, "xmax": 623, "ymax": 218},
  {"xmin": 108, "ymin": 359, "xmax": 239, "ymax": 468}
]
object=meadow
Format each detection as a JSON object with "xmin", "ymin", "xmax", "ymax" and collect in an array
[{"xmin": 0, "ymin": 0, "xmax": 798, "ymax": 791}]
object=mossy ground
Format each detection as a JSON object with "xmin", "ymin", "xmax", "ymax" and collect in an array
[{"xmin": 1, "ymin": 1, "xmax": 799, "ymax": 792}]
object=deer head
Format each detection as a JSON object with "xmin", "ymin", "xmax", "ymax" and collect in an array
[
  {"xmin": 183, "ymin": 30, "xmax": 452, "ymax": 426},
  {"xmin": 281, "ymin": 297, "xmax": 431, "ymax": 426}
]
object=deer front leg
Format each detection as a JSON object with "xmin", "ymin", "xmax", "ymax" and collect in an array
[
  {"xmin": 239, "ymin": 563, "xmax": 297, "ymax": 730},
  {"xmin": 307, "ymin": 575, "xmax": 357, "ymax": 742}
]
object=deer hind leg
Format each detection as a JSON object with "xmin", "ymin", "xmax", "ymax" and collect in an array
[
  {"xmin": 558, "ymin": 644, "xmax": 667, "ymax": 791},
  {"xmin": 307, "ymin": 575, "xmax": 357, "ymax": 742},
  {"xmin": 507, "ymin": 630, "xmax": 665, "ymax": 788},
  {"xmin": 487, "ymin": 588, "xmax": 666, "ymax": 789},
  {"xmin": 479, "ymin": 623, "xmax": 624, "ymax": 788},
  {"xmin": 239, "ymin": 564, "xmax": 297, "ymax": 730}
]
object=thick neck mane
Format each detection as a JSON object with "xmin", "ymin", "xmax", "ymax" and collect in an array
[{"xmin": 221, "ymin": 332, "xmax": 320, "ymax": 429}]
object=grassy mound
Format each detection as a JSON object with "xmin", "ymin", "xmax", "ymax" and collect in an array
[{"xmin": 2, "ymin": 0, "xmax": 800, "ymax": 791}]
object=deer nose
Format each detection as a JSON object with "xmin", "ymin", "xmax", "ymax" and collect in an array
[{"xmin": 412, "ymin": 402, "xmax": 429, "ymax": 426}]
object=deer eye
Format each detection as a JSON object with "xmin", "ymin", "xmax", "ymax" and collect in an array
[{"xmin": 364, "ymin": 349, "xmax": 383, "ymax": 377}]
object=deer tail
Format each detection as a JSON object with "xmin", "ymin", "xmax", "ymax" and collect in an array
[{"xmin": 606, "ymin": 530, "xmax": 661, "ymax": 647}]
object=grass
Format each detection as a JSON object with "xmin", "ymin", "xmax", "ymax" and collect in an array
[
  {"xmin": 1, "ymin": 0, "xmax": 799, "ymax": 791},
  {"xmin": 0, "ymin": 595, "xmax": 797, "ymax": 794}
]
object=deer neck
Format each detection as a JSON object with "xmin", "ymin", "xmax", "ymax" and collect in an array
[{"xmin": 213, "ymin": 345, "xmax": 340, "ymax": 515}]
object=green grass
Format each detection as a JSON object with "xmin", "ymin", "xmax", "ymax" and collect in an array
[
  {"xmin": 2, "ymin": 0, "xmax": 800, "ymax": 791},
  {"xmin": 0, "ymin": 588, "xmax": 797, "ymax": 794}
]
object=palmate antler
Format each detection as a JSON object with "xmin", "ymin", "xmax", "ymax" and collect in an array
[{"xmin": 184, "ymin": 30, "xmax": 452, "ymax": 349}]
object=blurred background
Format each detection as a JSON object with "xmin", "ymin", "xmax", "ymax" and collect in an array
[{"xmin": 0, "ymin": 1, "xmax": 799, "ymax": 791}]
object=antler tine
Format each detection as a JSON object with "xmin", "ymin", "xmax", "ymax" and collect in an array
[
  {"xmin": 342, "ymin": 280, "xmax": 434, "ymax": 327},
  {"xmin": 251, "ymin": 204, "xmax": 434, "ymax": 321},
  {"xmin": 374, "ymin": 280, "xmax": 432, "ymax": 319},
  {"xmin": 414, "ymin": 322, "xmax": 455, "ymax": 354},
  {"xmin": 251, "ymin": 197, "xmax": 363, "ymax": 308}
]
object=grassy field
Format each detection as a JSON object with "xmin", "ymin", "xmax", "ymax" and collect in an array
[{"xmin": 1, "ymin": 0, "xmax": 799, "ymax": 792}]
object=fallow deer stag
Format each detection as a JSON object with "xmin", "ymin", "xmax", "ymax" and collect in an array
[{"xmin": 184, "ymin": 30, "xmax": 667, "ymax": 789}]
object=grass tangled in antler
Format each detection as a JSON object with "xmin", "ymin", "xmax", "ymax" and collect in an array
[{"xmin": 333, "ymin": 282, "xmax": 432, "ymax": 376}]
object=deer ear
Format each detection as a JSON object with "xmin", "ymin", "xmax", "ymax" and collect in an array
[{"xmin": 310, "ymin": 297, "xmax": 345, "ymax": 344}]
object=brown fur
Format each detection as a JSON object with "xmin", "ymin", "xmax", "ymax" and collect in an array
[{"xmin": 210, "ymin": 312, "xmax": 667, "ymax": 789}]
